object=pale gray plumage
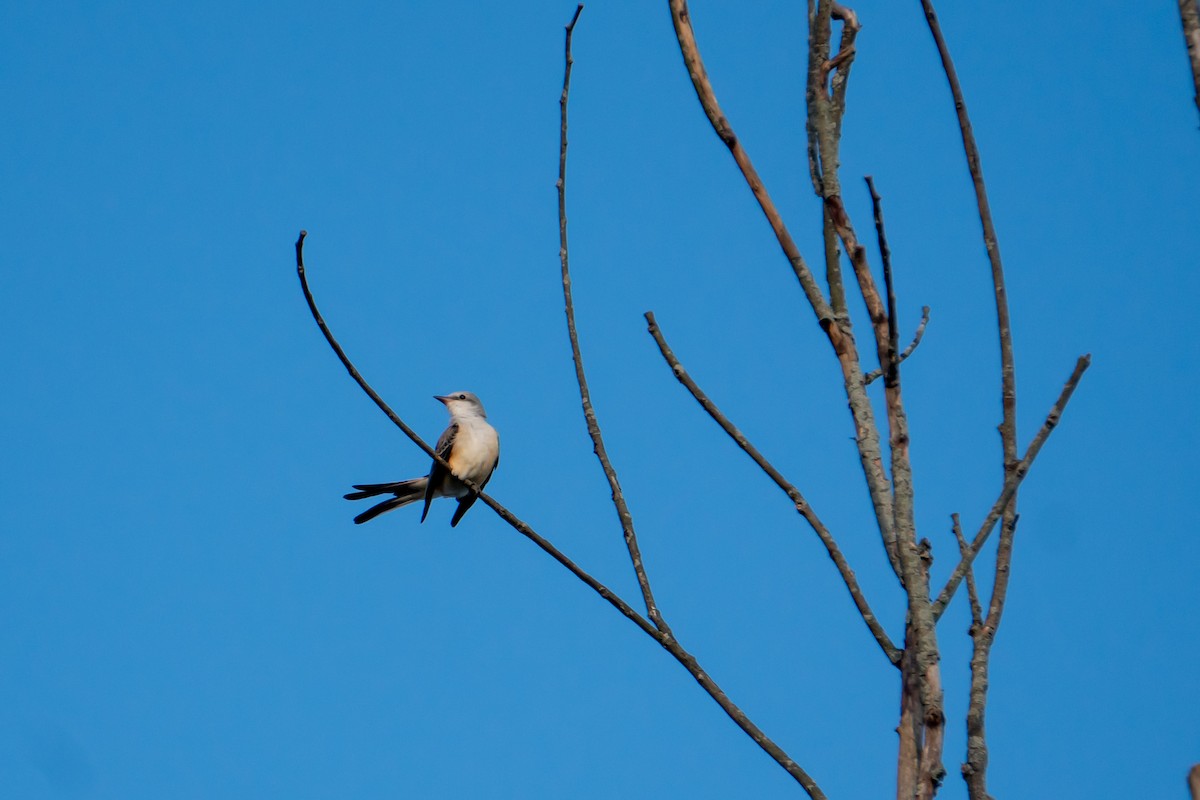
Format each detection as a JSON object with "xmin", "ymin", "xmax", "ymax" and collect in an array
[{"xmin": 345, "ymin": 392, "xmax": 499, "ymax": 526}]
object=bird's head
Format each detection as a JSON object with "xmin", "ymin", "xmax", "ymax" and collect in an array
[{"xmin": 434, "ymin": 391, "xmax": 487, "ymax": 418}]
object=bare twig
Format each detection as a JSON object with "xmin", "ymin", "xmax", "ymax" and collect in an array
[
  {"xmin": 645, "ymin": 311, "xmax": 901, "ymax": 666},
  {"xmin": 296, "ymin": 229, "xmax": 817, "ymax": 793},
  {"xmin": 932, "ymin": 355, "xmax": 1091, "ymax": 621},
  {"xmin": 556, "ymin": 5, "xmax": 669, "ymax": 634},
  {"xmin": 918, "ymin": 0, "xmax": 1020, "ymax": 524},
  {"xmin": 864, "ymin": 307, "xmax": 930, "ymax": 385},
  {"xmin": 671, "ymin": 0, "xmax": 830, "ymax": 319},
  {"xmin": 669, "ymin": 0, "xmax": 901, "ymax": 583},
  {"xmin": 865, "ymin": 176, "xmax": 900, "ymax": 386},
  {"xmin": 918, "ymin": 0, "xmax": 1017, "ymax": 453},
  {"xmin": 950, "ymin": 514, "xmax": 982, "ymax": 628},
  {"xmin": 1180, "ymin": 0, "xmax": 1200, "ymax": 119}
]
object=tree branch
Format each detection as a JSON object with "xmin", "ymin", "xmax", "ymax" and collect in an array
[
  {"xmin": 1180, "ymin": 0, "xmax": 1200, "ymax": 120},
  {"xmin": 918, "ymin": 8, "xmax": 1019, "ymax": 792},
  {"xmin": 807, "ymin": 2, "xmax": 860, "ymax": 320},
  {"xmin": 556, "ymin": 5, "xmax": 669, "ymax": 635},
  {"xmin": 670, "ymin": 0, "xmax": 831, "ymax": 320},
  {"xmin": 296, "ymin": 229, "xmax": 819, "ymax": 794},
  {"xmin": 932, "ymin": 355, "xmax": 1091, "ymax": 621},
  {"xmin": 645, "ymin": 311, "xmax": 901, "ymax": 666},
  {"xmin": 825, "ymin": 180, "xmax": 944, "ymax": 798},
  {"xmin": 865, "ymin": 176, "xmax": 900, "ymax": 386},
  {"xmin": 669, "ymin": 0, "xmax": 901, "ymax": 583},
  {"xmin": 918, "ymin": 0, "xmax": 1017, "ymax": 458},
  {"xmin": 950, "ymin": 514, "xmax": 982, "ymax": 629}
]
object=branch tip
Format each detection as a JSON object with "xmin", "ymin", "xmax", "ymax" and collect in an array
[{"xmin": 567, "ymin": 4, "xmax": 583, "ymax": 31}]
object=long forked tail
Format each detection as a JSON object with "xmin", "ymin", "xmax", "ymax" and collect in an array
[{"xmin": 344, "ymin": 478, "xmax": 427, "ymax": 525}]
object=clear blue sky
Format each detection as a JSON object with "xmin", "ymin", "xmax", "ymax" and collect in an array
[{"xmin": 2, "ymin": 2, "xmax": 1197, "ymax": 797}]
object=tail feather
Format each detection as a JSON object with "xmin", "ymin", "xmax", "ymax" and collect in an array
[
  {"xmin": 344, "ymin": 479, "xmax": 424, "ymax": 501},
  {"xmin": 353, "ymin": 496, "xmax": 410, "ymax": 525},
  {"xmin": 345, "ymin": 478, "xmax": 427, "ymax": 524},
  {"xmin": 450, "ymin": 494, "xmax": 480, "ymax": 527}
]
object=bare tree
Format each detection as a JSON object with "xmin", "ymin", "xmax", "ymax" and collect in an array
[{"xmin": 297, "ymin": 3, "xmax": 1090, "ymax": 798}]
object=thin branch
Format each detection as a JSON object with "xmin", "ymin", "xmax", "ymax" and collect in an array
[
  {"xmin": 296, "ymin": 232, "xmax": 440, "ymax": 468},
  {"xmin": 828, "ymin": 4, "xmax": 861, "ymax": 155},
  {"xmin": 918, "ymin": 0, "xmax": 1017, "ymax": 464},
  {"xmin": 824, "ymin": 197, "xmax": 890, "ymax": 374},
  {"xmin": 865, "ymin": 176, "xmax": 900, "ymax": 386},
  {"xmin": 919, "ymin": 0, "xmax": 1020, "ymax": 585},
  {"xmin": 645, "ymin": 311, "xmax": 901, "ymax": 666},
  {"xmin": 1180, "ymin": 0, "xmax": 1200, "ymax": 120},
  {"xmin": 982, "ymin": 512, "xmax": 1018, "ymax": 634},
  {"xmin": 296, "ymin": 230, "xmax": 815, "ymax": 792},
  {"xmin": 556, "ymin": 5, "xmax": 669, "ymax": 635},
  {"xmin": 932, "ymin": 355, "xmax": 1091, "ymax": 621},
  {"xmin": 864, "ymin": 307, "xmax": 930, "ymax": 386},
  {"xmin": 950, "ymin": 514, "xmax": 982, "ymax": 628},
  {"xmin": 668, "ymin": 0, "xmax": 900, "ymax": 583},
  {"xmin": 671, "ymin": 0, "xmax": 831, "ymax": 320}
]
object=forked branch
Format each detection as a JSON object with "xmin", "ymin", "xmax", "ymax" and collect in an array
[
  {"xmin": 950, "ymin": 515, "xmax": 982, "ymax": 628},
  {"xmin": 932, "ymin": 355, "xmax": 1091, "ymax": 621}
]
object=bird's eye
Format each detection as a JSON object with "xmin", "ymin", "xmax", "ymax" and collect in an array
[{"xmin": 458, "ymin": 394, "xmax": 466, "ymax": 399}]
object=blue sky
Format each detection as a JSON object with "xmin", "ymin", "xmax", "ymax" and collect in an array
[{"xmin": 2, "ymin": 1, "xmax": 1197, "ymax": 797}]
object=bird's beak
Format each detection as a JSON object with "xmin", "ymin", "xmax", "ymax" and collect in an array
[{"xmin": 433, "ymin": 395, "xmax": 449, "ymax": 405}]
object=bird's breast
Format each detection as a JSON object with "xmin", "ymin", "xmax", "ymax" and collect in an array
[{"xmin": 447, "ymin": 419, "xmax": 499, "ymax": 484}]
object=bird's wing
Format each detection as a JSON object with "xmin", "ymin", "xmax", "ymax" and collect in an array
[
  {"xmin": 421, "ymin": 422, "xmax": 458, "ymax": 522},
  {"xmin": 434, "ymin": 422, "xmax": 458, "ymax": 461}
]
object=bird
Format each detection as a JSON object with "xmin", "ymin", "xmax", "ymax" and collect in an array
[{"xmin": 344, "ymin": 392, "xmax": 500, "ymax": 527}]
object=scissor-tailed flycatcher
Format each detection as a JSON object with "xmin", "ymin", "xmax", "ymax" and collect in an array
[{"xmin": 344, "ymin": 392, "xmax": 500, "ymax": 527}]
